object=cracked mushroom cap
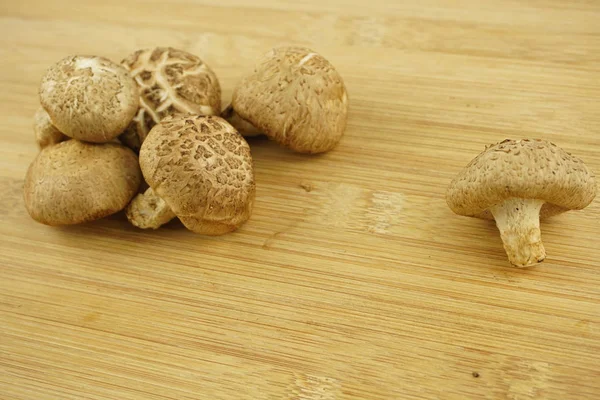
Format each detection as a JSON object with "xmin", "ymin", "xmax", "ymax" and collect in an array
[
  {"xmin": 39, "ymin": 55, "xmax": 139, "ymax": 143},
  {"xmin": 232, "ymin": 46, "xmax": 348, "ymax": 154},
  {"xmin": 446, "ymin": 139, "xmax": 597, "ymax": 219},
  {"xmin": 139, "ymin": 114, "xmax": 255, "ymax": 234},
  {"xmin": 33, "ymin": 107, "xmax": 68, "ymax": 149},
  {"xmin": 120, "ymin": 47, "xmax": 222, "ymax": 152},
  {"xmin": 24, "ymin": 140, "xmax": 142, "ymax": 225}
]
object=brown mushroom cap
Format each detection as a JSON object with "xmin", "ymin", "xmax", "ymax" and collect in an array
[
  {"xmin": 24, "ymin": 140, "xmax": 142, "ymax": 225},
  {"xmin": 446, "ymin": 139, "xmax": 597, "ymax": 219},
  {"xmin": 139, "ymin": 114, "xmax": 255, "ymax": 234},
  {"xmin": 120, "ymin": 47, "xmax": 221, "ymax": 152},
  {"xmin": 39, "ymin": 55, "xmax": 139, "ymax": 143},
  {"xmin": 33, "ymin": 107, "xmax": 68, "ymax": 149},
  {"xmin": 232, "ymin": 46, "xmax": 348, "ymax": 154}
]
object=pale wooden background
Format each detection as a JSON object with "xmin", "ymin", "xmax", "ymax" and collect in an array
[{"xmin": 1, "ymin": 0, "xmax": 599, "ymax": 399}]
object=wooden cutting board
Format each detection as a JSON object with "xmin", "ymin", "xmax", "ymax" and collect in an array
[{"xmin": 1, "ymin": 1, "xmax": 599, "ymax": 398}]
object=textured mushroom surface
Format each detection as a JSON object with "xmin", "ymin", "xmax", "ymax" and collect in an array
[
  {"xmin": 129, "ymin": 114, "xmax": 255, "ymax": 234},
  {"xmin": 446, "ymin": 139, "xmax": 596, "ymax": 267},
  {"xmin": 447, "ymin": 139, "xmax": 596, "ymax": 219},
  {"xmin": 39, "ymin": 55, "xmax": 139, "ymax": 143},
  {"xmin": 120, "ymin": 47, "xmax": 221, "ymax": 152},
  {"xmin": 33, "ymin": 107, "xmax": 68, "ymax": 149},
  {"xmin": 24, "ymin": 140, "xmax": 142, "ymax": 225},
  {"xmin": 232, "ymin": 46, "xmax": 348, "ymax": 153}
]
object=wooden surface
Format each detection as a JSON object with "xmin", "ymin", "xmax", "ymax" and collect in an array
[{"xmin": 1, "ymin": 1, "xmax": 599, "ymax": 399}]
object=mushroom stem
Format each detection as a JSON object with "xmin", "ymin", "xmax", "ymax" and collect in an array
[
  {"xmin": 490, "ymin": 198, "xmax": 546, "ymax": 268},
  {"xmin": 222, "ymin": 105, "xmax": 262, "ymax": 137},
  {"xmin": 126, "ymin": 187, "xmax": 176, "ymax": 229}
]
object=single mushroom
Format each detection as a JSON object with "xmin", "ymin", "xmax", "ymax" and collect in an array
[
  {"xmin": 33, "ymin": 107, "xmax": 69, "ymax": 149},
  {"xmin": 24, "ymin": 140, "xmax": 142, "ymax": 225},
  {"xmin": 120, "ymin": 47, "xmax": 221, "ymax": 152},
  {"xmin": 227, "ymin": 46, "xmax": 348, "ymax": 154},
  {"xmin": 446, "ymin": 139, "xmax": 597, "ymax": 267},
  {"xmin": 126, "ymin": 114, "xmax": 255, "ymax": 235},
  {"xmin": 39, "ymin": 55, "xmax": 139, "ymax": 143}
]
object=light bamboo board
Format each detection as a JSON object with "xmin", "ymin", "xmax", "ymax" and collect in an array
[{"xmin": 1, "ymin": 0, "xmax": 599, "ymax": 399}]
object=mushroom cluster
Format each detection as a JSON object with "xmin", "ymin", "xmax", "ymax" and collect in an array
[
  {"xmin": 26, "ymin": 55, "xmax": 143, "ymax": 226},
  {"xmin": 26, "ymin": 47, "xmax": 595, "ymax": 268},
  {"xmin": 24, "ymin": 46, "xmax": 349, "ymax": 234}
]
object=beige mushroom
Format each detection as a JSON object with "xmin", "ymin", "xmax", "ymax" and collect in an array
[
  {"xmin": 39, "ymin": 55, "xmax": 139, "ymax": 143},
  {"xmin": 24, "ymin": 140, "xmax": 142, "ymax": 225},
  {"xmin": 33, "ymin": 107, "xmax": 68, "ymax": 149},
  {"xmin": 120, "ymin": 47, "xmax": 221, "ymax": 152},
  {"xmin": 126, "ymin": 114, "xmax": 255, "ymax": 235},
  {"xmin": 446, "ymin": 139, "xmax": 597, "ymax": 268},
  {"xmin": 228, "ymin": 46, "xmax": 348, "ymax": 154}
]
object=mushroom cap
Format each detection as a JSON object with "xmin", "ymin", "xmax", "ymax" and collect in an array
[
  {"xmin": 33, "ymin": 107, "xmax": 68, "ymax": 149},
  {"xmin": 446, "ymin": 139, "xmax": 597, "ymax": 219},
  {"xmin": 139, "ymin": 115, "xmax": 255, "ymax": 234},
  {"xmin": 232, "ymin": 46, "xmax": 348, "ymax": 154},
  {"xmin": 24, "ymin": 140, "xmax": 142, "ymax": 225},
  {"xmin": 39, "ymin": 55, "xmax": 139, "ymax": 143},
  {"xmin": 120, "ymin": 47, "xmax": 222, "ymax": 152}
]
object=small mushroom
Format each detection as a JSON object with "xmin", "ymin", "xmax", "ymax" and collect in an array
[
  {"xmin": 33, "ymin": 107, "xmax": 68, "ymax": 149},
  {"xmin": 120, "ymin": 47, "xmax": 221, "ymax": 152},
  {"xmin": 228, "ymin": 46, "xmax": 348, "ymax": 154},
  {"xmin": 126, "ymin": 114, "xmax": 255, "ymax": 235},
  {"xmin": 24, "ymin": 140, "xmax": 142, "ymax": 225},
  {"xmin": 39, "ymin": 55, "xmax": 139, "ymax": 143},
  {"xmin": 446, "ymin": 139, "xmax": 597, "ymax": 267}
]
